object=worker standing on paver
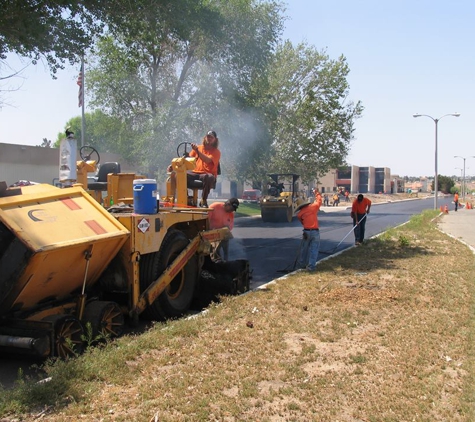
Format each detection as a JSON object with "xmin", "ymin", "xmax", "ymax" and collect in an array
[
  {"xmin": 351, "ymin": 194, "xmax": 371, "ymax": 245},
  {"xmin": 454, "ymin": 191, "xmax": 459, "ymax": 212}
]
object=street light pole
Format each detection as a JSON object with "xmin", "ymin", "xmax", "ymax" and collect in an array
[
  {"xmin": 454, "ymin": 156, "xmax": 475, "ymax": 201},
  {"xmin": 454, "ymin": 156, "xmax": 467, "ymax": 201},
  {"xmin": 413, "ymin": 112, "xmax": 461, "ymax": 209},
  {"xmin": 455, "ymin": 167, "xmax": 463, "ymax": 198}
]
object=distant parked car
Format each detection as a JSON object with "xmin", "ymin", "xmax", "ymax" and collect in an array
[{"xmin": 242, "ymin": 189, "xmax": 262, "ymax": 203}]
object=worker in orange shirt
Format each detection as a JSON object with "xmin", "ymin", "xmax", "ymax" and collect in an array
[
  {"xmin": 350, "ymin": 194, "xmax": 372, "ymax": 245},
  {"xmin": 188, "ymin": 130, "xmax": 221, "ymax": 208},
  {"xmin": 208, "ymin": 198, "xmax": 239, "ymax": 260},
  {"xmin": 296, "ymin": 188, "xmax": 322, "ymax": 271},
  {"xmin": 454, "ymin": 191, "xmax": 459, "ymax": 211}
]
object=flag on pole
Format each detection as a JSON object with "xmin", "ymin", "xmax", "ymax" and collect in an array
[{"xmin": 77, "ymin": 62, "xmax": 84, "ymax": 107}]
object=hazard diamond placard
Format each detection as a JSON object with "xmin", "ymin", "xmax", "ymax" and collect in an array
[{"xmin": 137, "ymin": 218, "xmax": 150, "ymax": 233}]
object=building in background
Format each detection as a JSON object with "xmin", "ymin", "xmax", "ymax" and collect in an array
[
  {"xmin": 0, "ymin": 142, "xmax": 135, "ymax": 187},
  {"xmin": 317, "ymin": 165, "xmax": 392, "ymax": 194},
  {"xmin": 404, "ymin": 177, "xmax": 430, "ymax": 193}
]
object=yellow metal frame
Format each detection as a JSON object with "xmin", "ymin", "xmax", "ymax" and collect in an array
[
  {"xmin": 130, "ymin": 228, "xmax": 229, "ymax": 317},
  {"xmin": 165, "ymin": 156, "xmax": 199, "ymax": 207}
]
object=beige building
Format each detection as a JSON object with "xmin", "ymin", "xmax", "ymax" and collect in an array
[
  {"xmin": 405, "ymin": 177, "xmax": 430, "ymax": 193},
  {"xmin": 317, "ymin": 166, "xmax": 393, "ymax": 194},
  {"xmin": 0, "ymin": 142, "xmax": 134, "ymax": 187}
]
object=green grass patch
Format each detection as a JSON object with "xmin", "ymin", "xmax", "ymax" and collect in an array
[{"xmin": 235, "ymin": 202, "xmax": 261, "ymax": 217}]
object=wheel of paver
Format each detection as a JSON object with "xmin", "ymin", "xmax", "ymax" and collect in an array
[
  {"xmin": 43, "ymin": 315, "xmax": 85, "ymax": 358},
  {"xmin": 140, "ymin": 229, "xmax": 198, "ymax": 320},
  {"xmin": 83, "ymin": 301, "xmax": 125, "ymax": 339}
]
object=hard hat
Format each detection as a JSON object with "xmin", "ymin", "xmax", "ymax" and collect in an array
[{"xmin": 226, "ymin": 197, "xmax": 239, "ymax": 211}]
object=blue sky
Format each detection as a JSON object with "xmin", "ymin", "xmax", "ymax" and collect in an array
[{"xmin": 1, "ymin": 0, "xmax": 474, "ymax": 177}]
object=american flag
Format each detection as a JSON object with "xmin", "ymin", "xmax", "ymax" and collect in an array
[{"xmin": 77, "ymin": 63, "xmax": 84, "ymax": 107}]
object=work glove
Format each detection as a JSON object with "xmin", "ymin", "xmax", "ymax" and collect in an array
[{"xmin": 302, "ymin": 231, "xmax": 308, "ymax": 240}]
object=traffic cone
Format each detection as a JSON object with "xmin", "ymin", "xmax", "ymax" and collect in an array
[
  {"xmin": 440, "ymin": 206, "xmax": 444, "ymax": 212},
  {"xmin": 444, "ymin": 205, "xmax": 449, "ymax": 214}
]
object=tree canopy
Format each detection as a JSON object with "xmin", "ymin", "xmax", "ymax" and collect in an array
[
  {"xmin": 0, "ymin": 0, "xmax": 103, "ymax": 74},
  {"xmin": 1, "ymin": 0, "xmax": 364, "ymax": 187},
  {"xmin": 55, "ymin": 110, "xmax": 135, "ymax": 161},
  {"xmin": 86, "ymin": 0, "xmax": 284, "ymax": 176},
  {"xmin": 433, "ymin": 175, "xmax": 454, "ymax": 194},
  {"xmin": 260, "ymin": 42, "xmax": 363, "ymax": 185}
]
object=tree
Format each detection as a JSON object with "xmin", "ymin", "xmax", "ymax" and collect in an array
[
  {"xmin": 257, "ymin": 41, "xmax": 363, "ymax": 186},
  {"xmin": 86, "ymin": 0, "xmax": 284, "ymax": 176},
  {"xmin": 55, "ymin": 110, "xmax": 136, "ymax": 163},
  {"xmin": 432, "ymin": 175, "xmax": 454, "ymax": 194},
  {"xmin": 37, "ymin": 138, "xmax": 52, "ymax": 148},
  {"xmin": 0, "ymin": 0, "xmax": 103, "ymax": 75}
]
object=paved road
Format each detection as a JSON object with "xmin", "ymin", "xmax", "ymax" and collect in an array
[{"xmin": 229, "ymin": 195, "xmax": 455, "ymax": 287}]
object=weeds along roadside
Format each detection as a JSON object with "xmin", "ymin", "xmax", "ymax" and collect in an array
[{"xmin": 2, "ymin": 209, "xmax": 475, "ymax": 421}]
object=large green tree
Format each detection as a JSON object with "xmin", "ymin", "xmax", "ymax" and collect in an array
[
  {"xmin": 0, "ymin": 0, "xmax": 103, "ymax": 74},
  {"xmin": 258, "ymin": 41, "xmax": 363, "ymax": 186},
  {"xmin": 54, "ymin": 110, "xmax": 136, "ymax": 162},
  {"xmin": 432, "ymin": 175, "xmax": 454, "ymax": 194},
  {"xmin": 86, "ymin": 0, "xmax": 284, "ymax": 175}
]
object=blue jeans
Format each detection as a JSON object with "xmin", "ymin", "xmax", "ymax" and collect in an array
[
  {"xmin": 298, "ymin": 230, "xmax": 320, "ymax": 271},
  {"xmin": 354, "ymin": 214, "xmax": 367, "ymax": 243}
]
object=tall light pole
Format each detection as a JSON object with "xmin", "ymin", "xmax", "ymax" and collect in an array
[
  {"xmin": 413, "ymin": 113, "xmax": 461, "ymax": 209},
  {"xmin": 454, "ymin": 156, "xmax": 475, "ymax": 201},
  {"xmin": 454, "ymin": 156, "xmax": 467, "ymax": 200},
  {"xmin": 455, "ymin": 167, "xmax": 463, "ymax": 197}
]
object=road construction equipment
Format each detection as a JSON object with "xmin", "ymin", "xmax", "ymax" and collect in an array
[
  {"xmin": 260, "ymin": 174, "xmax": 306, "ymax": 223},
  {"xmin": 0, "ymin": 143, "xmax": 250, "ymax": 359}
]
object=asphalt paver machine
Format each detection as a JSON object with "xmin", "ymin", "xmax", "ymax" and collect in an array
[{"xmin": 0, "ymin": 141, "xmax": 250, "ymax": 358}]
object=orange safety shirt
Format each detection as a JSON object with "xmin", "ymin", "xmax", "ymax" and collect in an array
[
  {"xmin": 190, "ymin": 145, "xmax": 221, "ymax": 177},
  {"xmin": 297, "ymin": 195, "xmax": 322, "ymax": 230},
  {"xmin": 352, "ymin": 197, "xmax": 372, "ymax": 214},
  {"xmin": 454, "ymin": 193, "xmax": 459, "ymax": 202},
  {"xmin": 208, "ymin": 202, "xmax": 234, "ymax": 230}
]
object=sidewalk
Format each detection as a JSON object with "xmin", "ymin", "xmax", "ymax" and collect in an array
[{"xmin": 437, "ymin": 207, "xmax": 475, "ymax": 251}]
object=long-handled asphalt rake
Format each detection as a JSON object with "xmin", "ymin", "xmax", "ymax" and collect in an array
[
  {"xmin": 320, "ymin": 213, "xmax": 367, "ymax": 255},
  {"xmin": 277, "ymin": 237, "xmax": 305, "ymax": 273}
]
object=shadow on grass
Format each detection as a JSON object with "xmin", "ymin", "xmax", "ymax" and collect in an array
[{"xmin": 318, "ymin": 235, "xmax": 434, "ymax": 274}]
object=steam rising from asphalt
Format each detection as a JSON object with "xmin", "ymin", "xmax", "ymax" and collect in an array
[{"xmin": 202, "ymin": 107, "xmax": 265, "ymax": 168}]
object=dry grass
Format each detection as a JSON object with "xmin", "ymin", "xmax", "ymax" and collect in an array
[{"xmin": 2, "ymin": 210, "xmax": 475, "ymax": 421}]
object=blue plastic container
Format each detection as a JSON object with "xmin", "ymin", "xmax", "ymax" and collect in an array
[{"xmin": 133, "ymin": 179, "xmax": 158, "ymax": 214}]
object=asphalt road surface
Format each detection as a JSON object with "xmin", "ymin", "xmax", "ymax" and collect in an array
[
  {"xmin": 229, "ymin": 195, "xmax": 453, "ymax": 287},
  {"xmin": 0, "ymin": 195, "xmax": 453, "ymax": 389}
]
